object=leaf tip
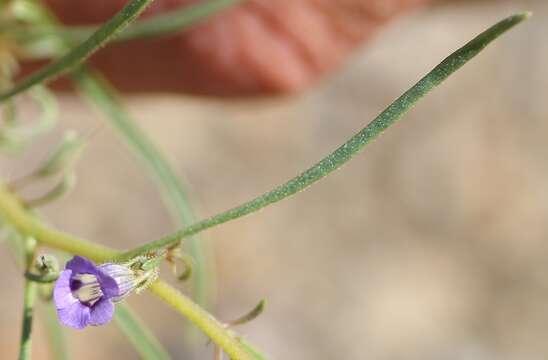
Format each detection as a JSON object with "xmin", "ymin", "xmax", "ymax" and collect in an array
[{"xmin": 506, "ymin": 11, "xmax": 532, "ymax": 27}]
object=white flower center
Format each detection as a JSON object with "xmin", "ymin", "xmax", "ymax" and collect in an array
[{"xmin": 71, "ymin": 273, "xmax": 103, "ymax": 306}]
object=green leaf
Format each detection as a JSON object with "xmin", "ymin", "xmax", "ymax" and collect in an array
[
  {"xmin": 0, "ymin": 86, "xmax": 57, "ymax": 154},
  {"xmin": 73, "ymin": 68, "xmax": 213, "ymax": 310},
  {"xmin": 119, "ymin": 12, "xmax": 532, "ymax": 259},
  {"xmin": 34, "ymin": 132, "xmax": 85, "ymax": 177},
  {"xmin": 13, "ymin": 0, "xmax": 244, "ymax": 47},
  {"xmin": 0, "ymin": 0, "xmax": 155, "ymax": 102},
  {"xmin": 115, "ymin": 0, "xmax": 244, "ymax": 41},
  {"xmin": 114, "ymin": 303, "xmax": 171, "ymax": 360}
]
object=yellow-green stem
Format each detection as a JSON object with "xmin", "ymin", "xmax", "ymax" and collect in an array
[
  {"xmin": 0, "ymin": 183, "xmax": 117, "ymax": 262},
  {"xmin": 150, "ymin": 281, "xmax": 252, "ymax": 360},
  {"xmin": 0, "ymin": 182, "xmax": 253, "ymax": 360}
]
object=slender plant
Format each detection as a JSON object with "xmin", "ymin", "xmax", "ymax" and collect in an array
[{"xmin": 0, "ymin": 0, "xmax": 530, "ymax": 358}]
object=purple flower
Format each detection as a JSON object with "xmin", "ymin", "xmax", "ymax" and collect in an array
[{"xmin": 53, "ymin": 256, "xmax": 136, "ymax": 329}]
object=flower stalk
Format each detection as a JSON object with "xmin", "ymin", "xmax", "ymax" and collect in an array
[
  {"xmin": 18, "ymin": 237, "xmax": 38, "ymax": 360},
  {"xmin": 0, "ymin": 181, "xmax": 256, "ymax": 359}
]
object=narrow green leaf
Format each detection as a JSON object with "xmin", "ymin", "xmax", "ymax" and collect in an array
[
  {"xmin": 0, "ymin": 0, "xmax": 155, "ymax": 102},
  {"xmin": 114, "ymin": 303, "xmax": 171, "ymax": 360},
  {"xmin": 116, "ymin": 0, "xmax": 244, "ymax": 41},
  {"xmin": 120, "ymin": 12, "xmax": 532, "ymax": 259},
  {"xmin": 34, "ymin": 132, "xmax": 85, "ymax": 177},
  {"xmin": 73, "ymin": 68, "xmax": 213, "ymax": 309},
  {"xmin": 13, "ymin": 0, "xmax": 244, "ymax": 46},
  {"xmin": 0, "ymin": 86, "xmax": 58, "ymax": 154},
  {"xmin": 228, "ymin": 300, "xmax": 266, "ymax": 327}
]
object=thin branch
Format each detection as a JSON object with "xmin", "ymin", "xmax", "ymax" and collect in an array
[
  {"xmin": 0, "ymin": 182, "xmax": 258, "ymax": 360},
  {"xmin": 18, "ymin": 238, "xmax": 37, "ymax": 360}
]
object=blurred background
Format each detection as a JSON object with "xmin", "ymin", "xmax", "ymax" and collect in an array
[{"xmin": 1, "ymin": 0, "xmax": 548, "ymax": 358}]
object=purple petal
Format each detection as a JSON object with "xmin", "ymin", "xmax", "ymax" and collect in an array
[
  {"xmin": 89, "ymin": 298, "xmax": 114, "ymax": 326},
  {"xmin": 96, "ymin": 270, "xmax": 119, "ymax": 300},
  {"xmin": 53, "ymin": 270, "xmax": 78, "ymax": 309},
  {"xmin": 65, "ymin": 256, "xmax": 98, "ymax": 275},
  {"xmin": 98, "ymin": 263, "xmax": 136, "ymax": 302},
  {"xmin": 57, "ymin": 301, "xmax": 91, "ymax": 329}
]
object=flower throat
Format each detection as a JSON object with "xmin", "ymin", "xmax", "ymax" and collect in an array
[{"xmin": 70, "ymin": 273, "xmax": 103, "ymax": 306}]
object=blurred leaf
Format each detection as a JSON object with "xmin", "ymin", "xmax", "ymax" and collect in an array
[
  {"xmin": 115, "ymin": 0, "xmax": 244, "ymax": 41},
  {"xmin": 74, "ymin": 68, "xmax": 214, "ymax": 313},
  {"xmin": 228, "ymin": 300, "xmax": 266, "ymax": 327},
  {"xmin": 35, "ymin": 132, "xmax": 85, "ymax": 177},
  {"xmin": 114, "ymin": 303, "xmax": 171, "ymax": 360},
  {"xmin": 12, "ymin": 0, "xmax": 244, "ymax": 48},
  {"xmin": 25, "ymin": 173, "xmax": 76, "ymax": 207},
  {"xmin": 0, "ymin": 85, "xmax": 57, "ymax": 154},
  {"xmin": 0, "ymin": 0, "xmax": 155, "ymax": 102},
  {"xmin": 39, "ymin": 302, "xmax": 69, "ymax": 360}
]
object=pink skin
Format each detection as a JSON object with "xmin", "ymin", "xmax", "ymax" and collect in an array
[{"xmin": 37, "ymin": 0, "xmax": 429, "ymax": 96}]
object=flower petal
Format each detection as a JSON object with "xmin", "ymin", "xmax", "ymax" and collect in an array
[
  {"xmin": 65, "ymin": 256, "xmax": 98, "ymax": 274},
  {"xmin": 57, "ymin": 300, "xmax": 91, "ymax": 329},
  {"xmin": 96, "ymin": 269, "xmax": 119, "ymax": 300},
  {"xmin": 98, "ymin": 263, "xmax": 136, "ymax": 302},
  {"xmin": 89, "ymin": 298, "xmax": 114, "ymax": 326},
  {"xmin": 53, "ymin": 270, "xmax": 78, "ymax": 309}
]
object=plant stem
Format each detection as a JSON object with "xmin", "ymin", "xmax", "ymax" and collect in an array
[
  {"xmin": 18, "ymin": 238, "xmax": 37, "ymax": 360},
  {"xmin": 0, "ymin": 0, "xmax": 155, "ymax": 102},
  {"xmin": 120, "ymin": 12, "xmax": 531, "ymax": 260},
  {"xmin": 18, "ymin": 279, "xmax": 37, "ymax": 360},
  {"xmin": 0, "ymin": 182, "xmax": 257, "ymax": 360},
  {"xmin": 150, "ymin": 281, "xmax": 253, "ymax": 360}
]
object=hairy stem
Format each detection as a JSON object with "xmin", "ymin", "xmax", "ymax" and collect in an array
[
  {"xmin": 0, "ymin": 182, "xmax": 256, "ymax": 360},
  {"xmin": 150, "ymin": 281, "xmax": 252, "ymax": 360}
]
